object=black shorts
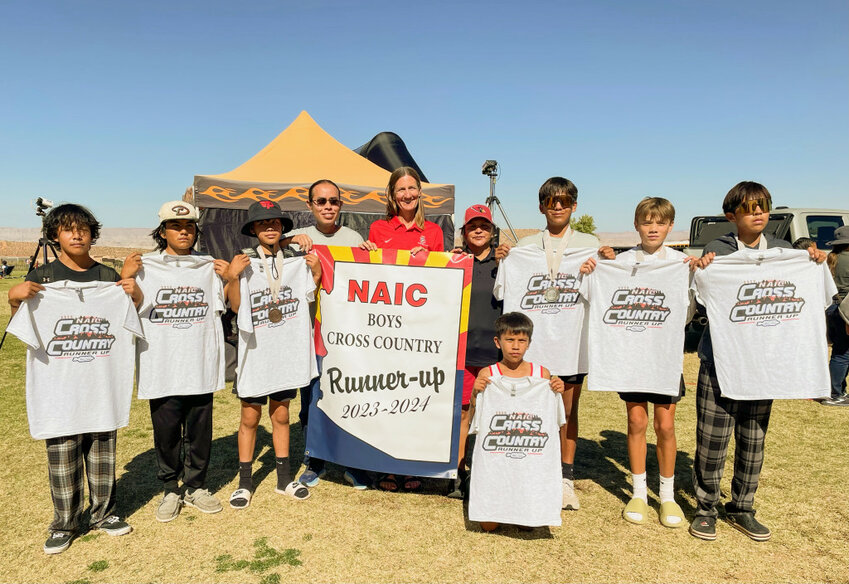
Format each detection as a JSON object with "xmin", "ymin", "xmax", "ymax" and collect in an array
[
  {"xmin": 240, "ymin": 388, "xmax": 298, "ymax": 405},
  {"xmin": 617, "ymin": 377, "xmax": 685, "ymax": 405},
  {"xmin": 561, "ymin": 373, "xmax": 587, "ymax": 385}
]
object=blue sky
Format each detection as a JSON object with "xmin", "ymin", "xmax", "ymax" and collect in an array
[{"xmin": 1, "ymin": 0, "xmax": 847, "ymax": 234}]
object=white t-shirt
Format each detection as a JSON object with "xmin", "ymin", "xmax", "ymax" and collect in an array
[
  {"xmin": 469, "ymin": 376, "xmax": 566, "ymax": 527},
  {"xmin": 135, "ymin": 253, "xmax": 226, "ymax": 399},
  {"xmin": 692, "ymin": 248, "xmax": 836, "ymax": 400},
  {"xmin": 235, "ymin": 256, "xmax": 318, "ymax": 398},
  {"xmin": 582, "ymin": 254, "xmax": 692, "ymax": 395},
  {"xmin": 287, "ymin": 225, "xmax": 364, "ymax": 251},
  {"xmin": 494, "ymin": 245, "xmax": 595, "ymax": 375},
  {"xmin": 7, "ymin": 282, "xmax": 144, "ymax": 439}
]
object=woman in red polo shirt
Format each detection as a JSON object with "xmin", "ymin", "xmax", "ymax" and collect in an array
[
  {"xmin": 363, "ymin": 167, "xmax": 444, "ymax": 493},
  {"xmin": 363, "ymin": 167, "xmax": 444, "ymax": 254}
]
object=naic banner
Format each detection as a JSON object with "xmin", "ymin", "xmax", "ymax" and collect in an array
[{"xmin": 304, "ymin": 246, "xmax": 472, "ymax": 479}]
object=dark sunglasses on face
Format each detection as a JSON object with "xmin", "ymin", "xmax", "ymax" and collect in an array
[
  {"xmin": 735, "ymin": 197, "xmax": 771, "ymax": 214},
  {"xmin": 543, "ymin": 194, "xmax": 574, "ymax": 209},
  {"xmin": 312, "ymin": 197, "xmax": 342, "ymax": 207}
]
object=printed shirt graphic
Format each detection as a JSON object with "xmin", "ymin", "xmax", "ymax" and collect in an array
[
  {"xmin": 692, "ymin": 248, "xmax": 836, "ymax": 400},
  {"xmin": 581, "ymin": 254, "xmax": 692, "ymax": 395},
  {"xmin": 7, "ymin": 282, "xmax": 144, "ymax": 439},
  {"xmin": 135, "ymin": 253, "xmax": 226, "ymax": 399},
  {"xmin": 494, "ymin": 246, "xmax": 595, "ymax": 375},
  {"xmin": 236, "ymin": 256, "xmax": 318, "ymax": 398},
  {"xmin": 468, "ymin": 376, "xmax": 566, "ymax": 527}
]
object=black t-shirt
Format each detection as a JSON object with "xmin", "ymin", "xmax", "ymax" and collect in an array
[{"xmin": 26, "ymin": 260, "xmax": 120, "ymax": 284}]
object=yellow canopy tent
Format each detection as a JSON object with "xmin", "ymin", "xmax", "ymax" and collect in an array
[{"xmin": 193, "ymin": 111, "xmax": 455, "ymax": 259}]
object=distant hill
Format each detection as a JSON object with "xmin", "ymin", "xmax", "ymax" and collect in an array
[{"xmin": 0, "ymin": 227, "xmax": 152, "ymax": 249}]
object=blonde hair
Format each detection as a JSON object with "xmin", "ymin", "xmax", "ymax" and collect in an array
[
  {"xmin": 385, "ymin": 167, "xmax": 425, "ymax": 228},
  {"xmin": 634, "ymin": 197, "xmax": 675, "ymax": 224}
]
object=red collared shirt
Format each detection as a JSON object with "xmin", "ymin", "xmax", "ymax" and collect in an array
[{"xmin": 368, "ymin": 216, "xmax": 445, "ymax": 251}]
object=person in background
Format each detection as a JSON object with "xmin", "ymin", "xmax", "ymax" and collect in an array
[
  {"xmin": 823, "ymin": 226, "xmax": 849, "ymax": 406},
  {"xmin": 447, "ymin": 204, "xmax": 509, "ymax": 498}
]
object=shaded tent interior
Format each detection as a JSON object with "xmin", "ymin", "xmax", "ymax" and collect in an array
[{"xmin": 193, "ymin": 111, "xmax": 455, "ymax": 260}]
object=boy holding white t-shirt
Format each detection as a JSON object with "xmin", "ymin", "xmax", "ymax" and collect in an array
[
  {"xmin": 689, "ymin": 182, "xmax": 828, "ymax": 542},
  {"xmin": 7, "ymin": 203, "xmax": 142, "ymax": 555},
  {"xmin": 121, "ymin": 201, "xmax": 231, "ymax": 522},
  {"xmin": 503, "ymin": 176, "xmax": 613, "ymax": 510},
  {"xmin": 583, "ymin": 197, "xmax": 696, "ymax": 528},
  {"xmin": 226, "ymin": 200, "xmax": 322, "ymax": 508}
]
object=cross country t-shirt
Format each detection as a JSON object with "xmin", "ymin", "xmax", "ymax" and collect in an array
[
  {"xmin": 692, "ymin": 248, "xmax": 836, "ymax": 400},
  {"xmin": 582, "ymin": 254, "xmax": 692, "ymax": 395},
  {"xmin": 7, "ymin": 282, "xmax": 144, "ymax": 439},
  {"xmin": 135, "ymin": 253, "xmax": 226, "ymax": 399},
  {"xmin": 469, "ymin": 376, "xmax": 566, "ymax": 527},
  {"xmin": 494, "ymin": 246, "xmax": 595, "ymax": 375},
  {"xmin": 236, "ymin": 256, "xmax": 318, "ymax": 398}
]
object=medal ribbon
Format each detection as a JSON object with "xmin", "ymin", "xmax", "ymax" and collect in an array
[
  {"xmin": 257, "ymin": 246, "xmax": 284, "ymax": 306},
  {"xmin": 543, "ymin": 228, "xmax": 573, "ymax": 283}
]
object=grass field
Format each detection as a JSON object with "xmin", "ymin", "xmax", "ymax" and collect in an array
[{"xmin": 0, "ymin": 277, "xmax": 847, "ymax": 583}]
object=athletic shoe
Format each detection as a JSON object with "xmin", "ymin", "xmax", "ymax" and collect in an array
[
  {"xmin": 689, "ymin": 515, "xmax": 717, "ymax": 541},
  {"xmin": 183, "ymin": 487, "xmax": 223, "ymax": 514},
  {"xmin": 43, "ymin": 531, "xmax": 73, "ymax": 555},
  {"xmin": 98, "ymin": 516, "xmax": 132, "ymax": 536},
  {"xmin": 821, "ymin": 395, "xmax": 849, "ymax": 406},
  {"xmin": 155, "ymin": 491, "xmax": 182, "ymax": 523},
  {"xmin": 298, "ymin": 467, "xmax": 327, "ymax": 488},
  {"xmin": 344, "ymin": 469, "xmax": 370, "ymax": 490},
  {"xmin": 725, "ymin": 511, "xmax": 771, "ymax": 541},
  {"xmin": 562, "ymin": 478, "xmax": 580, "ymax": 510}
]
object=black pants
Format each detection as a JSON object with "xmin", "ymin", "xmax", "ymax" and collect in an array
[{"xmin": 149, "ymin": 394, "xmax": 214, "ymax": 491}]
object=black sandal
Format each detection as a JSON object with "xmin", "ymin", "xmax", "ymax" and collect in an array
[{"xmin": 378, "ymin": 474, "xmax": 400, "ymax": 492}]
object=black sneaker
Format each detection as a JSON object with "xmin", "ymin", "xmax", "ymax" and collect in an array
[
  {"xmin": 44, "ymin": 531, "xmax": 74, "ymax": 555},
  {"xmin": 689, "ymin": 516, "xmax": 717, "ymax": 541},
  {"xmin": 725, "ymin": 511, "xmax": 771, "ymax": 541},
  {"xmin": 97, "ymin": 516, "xmax": 132, "ymax": 536}
]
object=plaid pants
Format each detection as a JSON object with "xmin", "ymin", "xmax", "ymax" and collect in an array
[
  {"xmin": 45, "ymin": 431, "xmax": 117, "ymax": 533},
  {"xmin": 693, "ymin": 362, "xmax": 772, "ymax": 517}
]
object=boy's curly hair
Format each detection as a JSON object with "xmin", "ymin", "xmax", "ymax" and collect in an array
[{"xmin": 43, "ymin": 203, "xmax": 101, "ymax": 244}]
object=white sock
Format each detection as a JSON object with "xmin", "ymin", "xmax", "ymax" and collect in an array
[
  {"xmin": 659, "ymin": 474, "xmax": 675, "ymax": 503},
  {"xmin": 631, "ymin": 472, "xmax": 647, "ymax": 503}
]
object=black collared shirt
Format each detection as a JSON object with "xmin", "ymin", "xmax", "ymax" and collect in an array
[{"xmin": 465, "ymin": 249, "xmax": 503, "ymax": 367}]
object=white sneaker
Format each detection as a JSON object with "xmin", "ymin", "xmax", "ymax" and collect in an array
[{"xmin": 562, "ymin": 478, "xmax": 580, "ymax": 510}]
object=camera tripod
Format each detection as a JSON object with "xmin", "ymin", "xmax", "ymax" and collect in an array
[{"xmin": 481, "ymin": 160, "xmax": 518, "ymax": 244}]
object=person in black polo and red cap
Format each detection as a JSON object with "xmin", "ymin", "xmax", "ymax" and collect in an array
[
  {"xmin": 224, "ymin": 199, "xmax": 322, "ymax": 508},
  {"xmin": 443, "ymin": 204, "xmax": 511, "ymax": 497}
]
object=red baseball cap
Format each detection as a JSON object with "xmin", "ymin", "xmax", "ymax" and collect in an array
[{"xmin": 462, "ymin": 204, "xmax": 493, "ymax": 228}]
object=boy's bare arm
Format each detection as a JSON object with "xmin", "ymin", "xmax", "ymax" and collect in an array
[
  {"xmin": 121, "ymin": 253, "xmax": 142, "ymax": 279},
  {"xmin": 117, "ymin": 278, "xmax": 143, "ymax": 307},
  {"xmin": 540, "ymin": 366, "xmax": 565, "ymax": 393},
  {"xmin": 471, "ymin": 368, "xmax": 492, "ymax": 408},
  {"xmin": 225, "ymin": 254, "xmax": 250, "ymax": 313},
  {"xmin": 305, "ymin": 253, "xmax": 322, "ymax": 287},
  {"xmin": 8, "ymin": 281, "xmax": 45, "ymax": 316}
]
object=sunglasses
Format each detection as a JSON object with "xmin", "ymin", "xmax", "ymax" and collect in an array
[
  {"xmin": 543, "ymin": 194, "xmax": 574, "ymax": 209},
  {"xmin": 735, "ymin": 197, "xmax": 771, "ymax": 215},
  {"xmin": 312, "ymin": 197, "xmax": 342, "ymax": 207}
]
